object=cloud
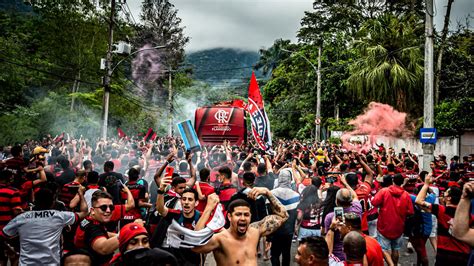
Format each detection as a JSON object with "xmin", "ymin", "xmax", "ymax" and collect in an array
[{"xmin": 128, "ymin": 0, "xmax": 473, "ymax": 52}]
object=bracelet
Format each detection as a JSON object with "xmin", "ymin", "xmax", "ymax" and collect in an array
[
  {"xmin": 157, "ymin": 190, "xmax": 165, "ymax": 195},
  {"xmin": 329, "ymin": 227, "xmax": 336, "ymax": 232}
]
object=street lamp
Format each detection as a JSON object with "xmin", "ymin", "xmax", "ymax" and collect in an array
[
  {"xmin": 281, "ymin": 47, "xmax": 322, "ymax": 142},
  {"xmin": 101, "ymin": 45, "xmax": 167, "ymax": 140}
]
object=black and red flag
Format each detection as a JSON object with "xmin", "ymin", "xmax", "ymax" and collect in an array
[{"xmin": 143, "ymin": 128, "xmax": 157, "ymax": 142}]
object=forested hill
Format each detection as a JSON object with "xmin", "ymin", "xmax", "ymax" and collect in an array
[{"xmin": 185, "ymin": 48, "xmax": 265, "ymax": 87}]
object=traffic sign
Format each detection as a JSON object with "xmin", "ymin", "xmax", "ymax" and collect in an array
[{"xmin": 420, "ymin": 128, "xmax": 437, "ymax": 144}]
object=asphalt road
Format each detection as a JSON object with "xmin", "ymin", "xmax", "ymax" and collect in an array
[{"xmin": 204, "ymin": 236, "xmax": 436, "ymax": 265}]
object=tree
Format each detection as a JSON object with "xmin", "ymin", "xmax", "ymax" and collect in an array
[
  {"xmin": 434, "ymin": 0, "xmax": 455, "ymax": 104},
  {"xmin": 346, "ymin": 13, "xmax": 424, "ymax": 114},
  {"xmin": 254, "ymin": 39, "xmax": 292, "ymax": 76}
]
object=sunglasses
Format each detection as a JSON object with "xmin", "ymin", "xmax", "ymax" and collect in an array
[{"xmin": 94, "ymin": 204, "xmax": 115, "ymax": 212}]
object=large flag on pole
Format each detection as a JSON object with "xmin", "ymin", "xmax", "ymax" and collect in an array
[{"xmin": 246, "ymin": 72, "xmax": 272, "ymax": 150}]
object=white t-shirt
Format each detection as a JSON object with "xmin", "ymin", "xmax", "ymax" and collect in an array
[{"xmin": 3, "ymin": 210, "xmax": 77, "ymax": 266}]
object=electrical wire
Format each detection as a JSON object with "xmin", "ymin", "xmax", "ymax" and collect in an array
[{"xmin": 0, "ymin": 55, "xmax": 101, "ymax": 86}]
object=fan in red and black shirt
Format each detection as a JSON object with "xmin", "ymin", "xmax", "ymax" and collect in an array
[
  {"xmin": 59, "ymin": 170, "xmax": 87, "ymax": 209},
  {"xmin": 0, "ymin": 170, "xmax": 23, "ymax": 265},
  {"xmin": 194, "ymin": 168, "xmax": 215, "ymax": 212},
  {"xmin": 415, "ymin": 174, "xmax": 470, "ymax": 266},
  {"xmin": 3, "ymin": 146, "xmax": 27, "ymax": 183},
  {"xmin": 402, "ymin": 160, "xmax": 420, "ymax": 195},
  {"xmin": 74, "ymin": 188, "xmax": 135, "ymax": 266},
  {"xmin": 346, "ymin": 154, "xmax": 375, "ymax": 233},
  {"xmin": 120, "ymin": 168, "xmax": 151, "ymax": 226}
]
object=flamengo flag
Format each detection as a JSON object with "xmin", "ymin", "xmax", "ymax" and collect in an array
[{"xmin": 247, "ymin": 72, "xmax": 272, "ymax": 150}]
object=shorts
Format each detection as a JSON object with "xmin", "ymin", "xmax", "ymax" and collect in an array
[
  {"xmin": 377, "ymin": 234, "xmax": 403, "ymax": 251},
  {"xmin": 368, "ymin": 219, "xmax": 378, "ymax": 238},
  {"xmin": 298, "ymin": 227, "xmax": 321, "ymax": 241},
  {"xmin": 430, "ymin": 215, "xmax": 437, "ymax": 238}
]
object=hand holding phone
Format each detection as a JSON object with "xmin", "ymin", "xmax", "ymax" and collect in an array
[
  {"xmin": 165, "ymin": 166, "xmax": 174, "ymax": 177},
  {"xmin": 334, "ymin": 207, "xmax": 344, "ymax": 222}
]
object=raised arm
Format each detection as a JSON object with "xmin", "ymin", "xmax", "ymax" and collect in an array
[
  {"xmin": 122, "ymin": 186, "xmax": 135, "ymax": 212},
  {"xmin": 357, "ymin": 154, "xmax": 374, "ymax": 185},
  {"xmin": 156, "ymin": 176, "xmax": 172, "ymax": 216},
  {"xmin": 195, "ymin": 193, "xmax": 220, "ymax": 230},
  {"xmin": 415, "ymin": 173, "xmax": 433, "ymax": 213},
  {"xmin": 452, "ymin": 182, "xmax": 474, "ymax": 245},
  {"xmin": 75, "ymin": 186, "xmax": 89, "ymax": 219},
  {"xmin": 186, "ymin": 152, "xmax": 196, "ymax": 188},
  {"xmin": 248, "ymin": 187, "xmax": 288, "ymax": 237}
]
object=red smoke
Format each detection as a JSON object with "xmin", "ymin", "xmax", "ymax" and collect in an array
[{"xmin": 341, "ymin": 102, "xmax": 414, "ymax": 152}]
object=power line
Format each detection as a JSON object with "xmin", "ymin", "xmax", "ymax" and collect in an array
[{"xmin": 0, "ymin": 55, "xmax": 101, "ymax": 86}]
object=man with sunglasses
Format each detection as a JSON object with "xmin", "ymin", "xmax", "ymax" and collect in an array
[{"xmin": 74, "ymin": 188, "xmax": 135, "ymax": 265}]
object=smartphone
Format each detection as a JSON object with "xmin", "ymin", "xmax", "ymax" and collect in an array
[
  {"xmin": 165, "ymin": 166, "xmax": 174, "ymax": 177},
  {"xmin": 334, "ymin": 207, "xmax": 344, "ymax": 222}
]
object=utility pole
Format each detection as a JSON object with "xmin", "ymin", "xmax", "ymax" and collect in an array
[
  {"xmin": 101, "ymin": 0, "xmax": 115, "ymax": 140},
  {"xmin": 70, "ymin": 72, "xmax": 80, "ymax": 112},
  {"xmin": 422, "ymin": 0, "xmax": 435, "ymax": 171},
  {"xmin": 315, "ymin": 45, "xmax": 322, "ymax": 142},
  {"xmin": 168, "ymin": 66, "xmax": 173, "ymax": 136}
]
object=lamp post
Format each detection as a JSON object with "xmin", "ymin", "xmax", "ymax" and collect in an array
[
  {"xmin": 101, "ymin": 45, "xmax": 167, "ymax": 140},
  {"xmin": 281, "ymin": 47, "xmax": 322, "ymax": 142}
]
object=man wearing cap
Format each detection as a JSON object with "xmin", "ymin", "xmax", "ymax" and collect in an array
[{"xmin": 109, "ymin": 222, "xmax": 177, "ymax": 265}]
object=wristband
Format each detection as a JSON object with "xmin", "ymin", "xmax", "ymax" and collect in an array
[
  {"xmin": 157, "ymin": 189, "xmax": 165, "ymax": 195},
  {"xmin": 329, "ymin": 227, "xmax": 336, "ymax": 232}
]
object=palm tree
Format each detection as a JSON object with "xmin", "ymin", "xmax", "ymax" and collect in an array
[
  {"xmin": 254, "ymin": 39, "xmax": 291, "ymax": 76},
  {"xmin": 347, "ymin": 13, "xmax": 424, "ymax": 114}
]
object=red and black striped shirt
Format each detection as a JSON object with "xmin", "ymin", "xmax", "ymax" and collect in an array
[
  {"xmin": 59, "ymin": 181, "xmax": 81, "ymax": 209},
  {"xmin": 0, "ymin": 184, "xmax": 22, "ymax": 230}
]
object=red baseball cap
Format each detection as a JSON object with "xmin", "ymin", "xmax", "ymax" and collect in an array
[{"xmin": 119, "ymin": 223, "xmax": 148, "ymax": 253}]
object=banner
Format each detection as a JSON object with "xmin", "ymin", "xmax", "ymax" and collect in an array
[{"xmin": 246, "ymin": 72, "xmax": 272, "ymax": 150}]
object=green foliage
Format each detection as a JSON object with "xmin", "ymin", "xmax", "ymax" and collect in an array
[
  {"xmin": 327, "ymin": 137, "xmax": 342, "ymax": 145},
  {"xmin": 347, "ymin": 13, "xmax": 424, "ymax": 114},
  {"xmin": 326, "ymin": 118, "xmax": 354, "ymax": 132},
  {"xmin": 434, "ymin": 98, "xmax": 474, "ymax": 136}
]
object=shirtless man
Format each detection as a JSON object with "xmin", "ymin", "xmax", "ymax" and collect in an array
[{"xmin": 192, "ymin": 187, "xmax": 289, "ymax": 265}]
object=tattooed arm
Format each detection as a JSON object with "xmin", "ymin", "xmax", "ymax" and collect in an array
[{"xmin": 247, "ymin": 187, "xmax": 289, "ymax": 237}]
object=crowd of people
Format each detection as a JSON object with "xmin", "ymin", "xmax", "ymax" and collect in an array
[{"xmin": 0, "ymin": 134, "xmax": 473, "ymax": 266}]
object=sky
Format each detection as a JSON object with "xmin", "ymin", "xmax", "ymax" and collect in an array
[{"xmin": 128, "ymin": 0, "xmax": 473, "ymax": 52}]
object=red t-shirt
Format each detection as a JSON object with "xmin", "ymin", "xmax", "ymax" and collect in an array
[
  {"xmin": 431, "ymin": 204, "xmax": 470, "ymax": 263},
  {"xmin": 194, "ymin": 182, "xmax": 215, "ymax": 212},
  {"xmin": 362, "ymin": 233, "xmax": 384, "ymax": 266},
  {"xmin": 355, "ymin": 181, "xmax": 371, "ymax": 232}
]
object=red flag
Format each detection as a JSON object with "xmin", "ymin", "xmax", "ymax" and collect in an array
[
  {"xmin": 143, "ymin": 128, "xmax": 153, "ymax": 142},
  {"xmin": 117, "ymin": 128, "xmax": 127, "ymax": 139},
  {"xmin": 247, "ymin": 72, "xmax": 272, "ymax": 150},
  {"xmin": 151, "ymin": 132, "xmax": 157, "ymax": 141}
]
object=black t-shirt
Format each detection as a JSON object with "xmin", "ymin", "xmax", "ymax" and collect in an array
[
  {"xmin": 98, "ymin": 172, "xmax": 124, "ymax": 204},
  {"xmin": 255, "ymin": 172, "xmax": 277, "ymax": 191},
  {"xmin": 55, "ymin": 168, "xmax": 76, "ymax": 187},
  {"xmin": 84, "ymin": 222, "xmax": 113, "ymax": 266}
]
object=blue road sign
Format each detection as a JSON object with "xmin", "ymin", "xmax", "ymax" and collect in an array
[{"xmin": 420, "ymin": 128, "xmax": 437, "ymax": 144}]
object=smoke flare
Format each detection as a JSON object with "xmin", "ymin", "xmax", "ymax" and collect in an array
[{"xmin": 341, "ymin": 102, "xmax": 414, "ymax": 152}]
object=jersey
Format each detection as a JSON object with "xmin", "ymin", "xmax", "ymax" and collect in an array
[{"xmin": 3, "ymin": 210, "xmax": 77, "ymax": 265}]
